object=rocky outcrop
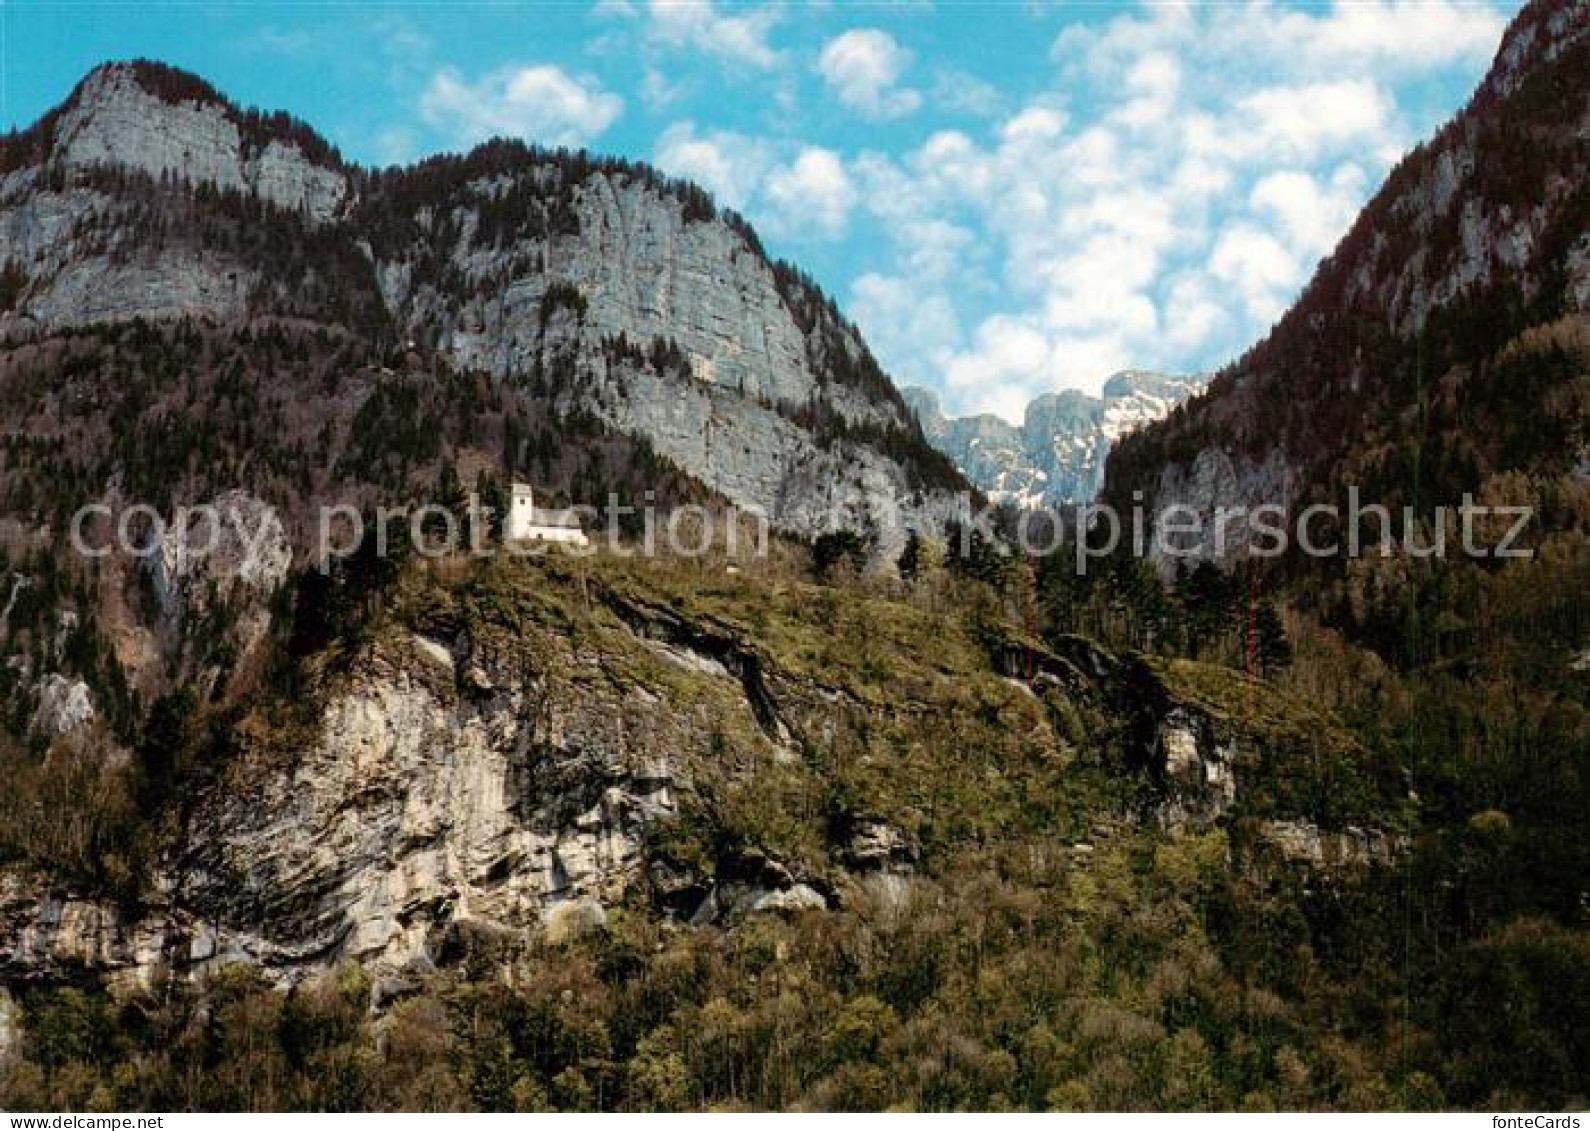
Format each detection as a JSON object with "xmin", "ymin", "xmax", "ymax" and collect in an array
[
  {"xmin": 0, "ymin": 988, "xmax": 18, "ymax": 1064},
  {"xmin": 422, "ymin": 173, "xmax": 848, "ymax": 417},
  {"xmin": 52, "ymin": 64, "xmax": 349, "ymax": 222},
  {"xmin": 906, "ymin": 371, "xmax": 1206, "ymax": 508},
  {"xmin": 1141, "ymin": 447, "xmax": 1296, "ymax": 574},
  {"xmin": 1152, "ymin": 705, "xmax": 1239, "ymax": 829},
  {"xmin": 1253, "ymin": 819, "xmax": 1406, "ymax": 870},
  {"xmin": 0, "ymin": 561, "xmax": 1408, "ymax": 991},
  {"xmin": 181, "ymin": 632, "xmax": 687, "ymax": 979},
  {"xmin": 147, "ymin": 489, "xmax": 292, "ymax": 669},
  {"xmin": 1141, "ymin": 683, "xmax": 1410, "ymax": 878},
  {"xmin": 991, "ymin": 630, "xmax": 1409, "ymax": 861},
  {"xmin": 367, "ymin": 157, "xmax": 961, "ymax": 552},
  {"xmin": 0, "ymin": 575, "xmax": 26, "ymax": 634},
  {"xmin": 29, "ymin": 674, "xmax": 95, "ymax": 738}
]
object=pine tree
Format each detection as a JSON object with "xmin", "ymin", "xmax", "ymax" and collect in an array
[
  {"xmin": 897, "ymin": 531, "xmax": 922, "ymax": 582},
  {"xmin": 1175, "ymin": 561, "xmax": 1239, "ymax": 660},
  {"xmin": 813, "ymin": 530, "xmax": 868, "ymax": 581},
  {"xmin": 1254, "ymin": 599, "xmax": 1293, "ymax": 676},
  {"xmin": 476, "ymin": 469, "xmax": 507, "ymax": 545}
]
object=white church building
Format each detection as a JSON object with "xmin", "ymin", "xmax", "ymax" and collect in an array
[{"xmin": 507, "ymin": 483, "xmax": 589, "ymax": 547}]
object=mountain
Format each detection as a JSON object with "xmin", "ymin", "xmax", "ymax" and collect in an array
[
  {"xmin": 3, "ymin": 7, "xmax": 1590, "ymax": 1112},
  {"xmin": 1103, "ymin": 0, "xmax": 1590, "ymax": 579},
  {"xmin": 0, "ymin": 60, "xmax": 965, "ymax": 555},
  {"xmin": 905, "ymin": 371, "xmax": 1206, "ymax": 507}
]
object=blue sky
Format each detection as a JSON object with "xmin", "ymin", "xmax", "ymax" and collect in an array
[{"xmin": 3, "ymin": 1, "xmax": 1519, "ymax": 420}]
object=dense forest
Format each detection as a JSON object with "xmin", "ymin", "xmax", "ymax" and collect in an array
[{"xmin": 0, "ymin": 474, "xmax": 1585, "ymax": 1110}]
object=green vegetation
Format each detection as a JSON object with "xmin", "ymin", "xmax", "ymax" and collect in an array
[
  {"xmin": 1, "ymin": 27, "xmax": 1587, "ymax": 1110},
  {"xmin": 2, "ymin": 522, "xmax": 1584, "ymax": 1110}
]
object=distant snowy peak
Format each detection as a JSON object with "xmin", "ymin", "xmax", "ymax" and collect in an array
[{"xmin": 906, "ymin": 371, "xmax": 1208, "ymax": 507}]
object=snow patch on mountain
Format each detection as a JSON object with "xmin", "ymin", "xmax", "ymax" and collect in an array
[{"xmin": 905, "ymin": 371, "xmax": 1207, "ymax": 507}]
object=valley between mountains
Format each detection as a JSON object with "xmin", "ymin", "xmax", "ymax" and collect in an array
[{"xmin": 0, "ymin": 0, "xmax": 1586, "ymax": 1112}]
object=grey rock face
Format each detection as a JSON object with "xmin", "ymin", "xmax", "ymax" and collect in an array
[
  {"xmin": 53, "ymin": 65, "xmax": 349, "ymax": 222},
  {"xmin": 0, "ymin": 62, "xmax": 964, "ymax": 553},
  {"xmin": 1144, "ymin": 447, "xmax": 1296, "ymax": 577},
  {"xmin": 0, "ymin": 988, "xmax": 18, "ymax": 1064},
  {"xmin": 842, "ymin": 818, "xmax": 916, "ymax": 873},
  {"xmin": 906, "ymin": 371, "xmax": 1206, "ymax": 507},
  {"xmin": 1155, "ymin": 705, "xmax": 1239, "ymax": 828},
  {"xmin": 0, "ymin": 872, "xmax": 185, "ymax": 994},
  {"xmin": 150, "ymin": 490, "xmax": 293, "ymax": 616},
  {"xmin": 30, "ymin": 673, "xmax": 95, "ymax": 738},
  {"xmin": 1150, "ymin": 696, "xmax": 1406, "ymax": 875},
  {"xmin": 377, "ymin": 166, "xmax": 950, "ymax": 550},
  {"xmin": 142, "ymin": 490, "xmax": 293, "ymax": 692},
  {"xmin": 0, "ymin": 570, "xmax": 895, "ymax": 985},
  {"xmin": 182, "ymin": 643, "xmax": 682, "ymax": 978},
  {"xmin": 1256, "ymin": 819, "xmax": 1406, "ymax": 870}
]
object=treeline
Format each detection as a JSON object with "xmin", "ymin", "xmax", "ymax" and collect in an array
[{"xmin": 5, "ymin": 826, "xmax": 1585, "ymax": 1112}]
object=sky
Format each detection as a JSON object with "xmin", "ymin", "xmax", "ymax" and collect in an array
[{"xmin": 2, "ymin": 0, "xmax": 1520, "ymax": 422}]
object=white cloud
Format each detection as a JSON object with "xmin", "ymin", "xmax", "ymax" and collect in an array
[
  {"xmin": 645, "ymin": 0, "xmax": 784, "ymax": 69},
  {"xmin": 836, "ymin": 1, "xmax": 1509, "ymax": 418},
  {"xmin": 1210, "ymin": 222, "xmax": 1300, "ymax": 324},
  {"xmin": 932, "ymin": 68, "xmax": 1002, "ymax": 118},
  {"xmin": 765, "ymin": 148, "xmax": 856, "ymax": 238},
  {"xmin": 1250, "ymin": 165, "xmax": 1368, "ymax": 254},
  {"xmin": 420, "ymin": 65, "xmax": 622, "ymax": 148},
  {"xmin": 1236, "ymin": 80, "xmax": 1392, "ymax": 161},
  {"xmin": 817, "ymin": 29, "xmax": 922, "ymax": 120},
  {"xmin": 1262, "ymin": 0, "xmax": 1506, "ymax": 72},
  {"xmin": 653, "ymin": 121, "xmax": 772, "ymax": 210}
]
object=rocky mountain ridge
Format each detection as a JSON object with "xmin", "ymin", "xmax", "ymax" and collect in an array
[
  {"xmin": 905, "ymin": 371, "xmax": 1206, "ymax": 507},
  {"xmin": 0, "ymin": 60, "xmax": 965, "ymax": 552}
]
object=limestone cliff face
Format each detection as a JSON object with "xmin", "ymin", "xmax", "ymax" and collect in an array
[
  {"xmin": 183, "ymin": 631, "xmax": 689, "ymax": 980},
  {"xmin": 0, "ymin": 63, "xmax": 963, "ymax": 551},
  {"xmin": 368, "ymin": 161, "xmax": 960, "ymax": 545},
  {"xmin": 51, "ymin": 65, "xmax": 349, "ymax": 223},
  {"xmin": 0, "ymin": 557, "xmax": 1408, "ymax": 992}
]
